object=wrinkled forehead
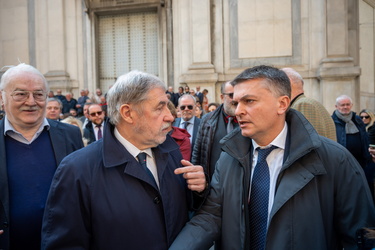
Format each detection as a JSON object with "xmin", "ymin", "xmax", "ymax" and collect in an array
[{"xmin": 3, "ymin": 71, "xmax": 47, "ymax": 92}]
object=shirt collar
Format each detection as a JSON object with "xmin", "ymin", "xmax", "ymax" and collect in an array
[
  {"xmin": 182, "ymin": 116, "xmax": 195, "ymax": 124},
  {"xmin": 252, "ymin": 121, "xmax": 288, "ymax": 151},
  {"xmin": 114, "ymin": 127, "xmax": 153, "ymax": 159},
  {"xmin": 4, "ymin": 115, "xmax": 50, "ymax": 136}
]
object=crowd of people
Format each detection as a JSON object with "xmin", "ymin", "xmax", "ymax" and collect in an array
[{"xmin": 0, "ymin": 63, "xmax": 374, "ymax": 250}]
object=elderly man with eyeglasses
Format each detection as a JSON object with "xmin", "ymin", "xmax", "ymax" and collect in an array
[
  {"xmin": 173, "ymin": 94, "xmax": 201, "ymax": 156},
  {"xmin": 83, "ymin": 103, "xmax": 107, "ymax": 145},
  {"xmin": 0, "ymin": 63, "xmax": 84, "ymax": 250}
]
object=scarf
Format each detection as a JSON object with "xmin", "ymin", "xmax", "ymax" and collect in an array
[{"xmin": 334, "ymin": 110, "xmax": 359, "ymax": 134}]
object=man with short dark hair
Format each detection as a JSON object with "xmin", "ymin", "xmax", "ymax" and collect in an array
[
  {"xmin": 170, "ymin": 65, "xmax": 375, "ymax": 250},
  {"xmin": 0, "ymin": 63, "xmax": 84, "ymax": 250}
]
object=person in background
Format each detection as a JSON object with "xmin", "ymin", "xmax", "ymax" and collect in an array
[
  {"xmin": 54, "ymin": 89, "xmax": 66, "ymax": 103},
  {"xmin": 207, "ymin": 102, "xmax": 220, "ymax": 113},
  {"xmin": 46, "ymin": 98, "xmax": 63, "ymax": 121},
  {"xmin": 41, "ymin": 70, "xmax": 207, "ymax": 249},
  {"xmin": 202, "ymin": 89, "xmax": 209, "ymax": 112},
  {"xmin": 47, "ymin": 91, "xmax": 54, "ymax": 98},
  {"xmin": 173, "ymin": 94, "xmax": 201, "ymax": 153},
  {"xmin": 166, "ymin": 86, "xmax": 178, "ymax": 107},
  {"xmin": 92, "ymin": 88, "xmax": 103, "ymax": 104},
  {"xmin": 195, "ymin": 86, "xmax": 204, "ymax": 106},
  {"xmin": 0, "ymin": 63, "xmax": 84, "ymax": 250},
  {"xmin": 282, "ymin": 67, "xmax": 336, "ymax": 141},
  {"xmin": 167, "ymin": 101, "xmax": 191, "ymax": 161},
  {"xmin": 61, "ymin": 116, "xmax": 88, "ymax": 146},
  {"xmin": 170, "ymin": 65, "xmax": 375, "ymax": 250},
  {"xmin": 69, "ymin": 108, "xmax": 78, "ymax": 118},
  {"xmin": 83, "ymin": 104, "xmax": 106, "ymax": 145},
  {"xmin": 360, "ymin": 109, "xmax": 375, "ymax": 144},
  {"xmin": 76, "ymin": 89, "xmax": 90, "ymax": 116},
  {"xmin": 185, "ymin": 85, "xmax": 190, "ymax": 94},
  {"xmin": 332, "ymin": 95, "xmax": 373, "ymax": 195},
  {"xmin": 62, "ymin": 92, "xmax": 77, "ymax": 114},
  {"xmin": 192, "ymin": 81, "xmax": 238, "ymax": 180}
]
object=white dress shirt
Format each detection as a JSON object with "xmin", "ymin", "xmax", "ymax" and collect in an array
[{"xmin": 250, "ymin": 122, "xmax": 288, "ymax": 225}]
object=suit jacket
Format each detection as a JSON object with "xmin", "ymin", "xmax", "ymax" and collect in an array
[
  {"xmin": 41, "ymin": 121, "xmax": 198, "ymax": 249},
  {"xmin": 83, "ymin": 118, "xmax": 108, "ymax": 145},
  {"xmin": 0, "ymin": 118, "xmax": 84, "ymax": 249},
  {"xmin": 173, "ymin": 117, "xmax": 201, "ymax": 151}
]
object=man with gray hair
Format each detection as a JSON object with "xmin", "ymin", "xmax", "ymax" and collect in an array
[
  {"xmin": 46, "ymin": 97, "xmax": 63, "ymax": 121},
  {"xmin": 41, "ymin": 70, "xmax": 207, "ymax": 249},
  {"xmin": 332, "ymin": 94, "xmax": 373, "ymax": 195},
  {"xmin": 0, "ymin": 63, "xmax": 84, "ymax": 249}
]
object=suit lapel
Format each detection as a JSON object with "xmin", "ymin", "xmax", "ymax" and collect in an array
[
  {"xmin": 0, "ymin": 120, "xmax": 10, "ymax": 221},
  {"xmin": 48, "ymin": 121, "xmax": 67, "ymax": 166}
]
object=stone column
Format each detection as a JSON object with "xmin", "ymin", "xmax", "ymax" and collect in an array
[{"xmin": 317, "ymin": 0, "xmax": 360, "ymax": 113}]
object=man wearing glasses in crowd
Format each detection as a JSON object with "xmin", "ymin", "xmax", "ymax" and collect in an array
[
  {"xmin": 173, "ymin": 94, "xmax": 201, "ymax": 156},
  {"xmin": 0, "ymin": 63, "xmax": 84, "ymax": 250},
  {"xmin": 83, "ymin": 103, "xmax": 106, "ymax": 145}
]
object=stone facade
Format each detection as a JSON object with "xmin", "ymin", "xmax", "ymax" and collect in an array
[{"xmin": 0, "ymin": 0, "xmax": 374, "ymax": 114}]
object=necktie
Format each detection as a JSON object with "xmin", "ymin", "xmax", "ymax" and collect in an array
[
  {"xmin": 249, "ymin": 145, "xmax": 277, "ymax": 250},
  {"xmin": 137, "ymin": 153, "xmax": 157, "ymax": 187},
  {"xmin": 227, "ymin": 117, "xmax": 234, "ymax": 133},
  {"xmin": 184, "ymin": 121, "xmax": 189, "ymax": 130},
  {"xmin": 96, "ymin": 125, "xmax": 102, "ymax": 140}
]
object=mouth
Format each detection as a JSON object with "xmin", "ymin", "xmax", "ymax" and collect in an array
[{"xmin": 238, "ymin": 120, "xmax": 248, "ymax": 128}]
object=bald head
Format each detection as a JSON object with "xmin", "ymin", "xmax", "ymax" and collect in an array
[{"xmin": 281, "ymin": 68, "xmax": 304, "ymax": 100}]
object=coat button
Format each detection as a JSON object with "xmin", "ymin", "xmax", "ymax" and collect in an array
[{"xmin": 153, "ymin": 196, "xmax": 161, "ymax": 204}]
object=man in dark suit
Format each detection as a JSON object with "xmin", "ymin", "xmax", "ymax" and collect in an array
[
  {"xmin": 41, "ymin": 70, "xmax": 207, "ymax": 249},
  {"xmin": 195, "ymin": 86, "xmax": 204, "ymax": 106},
  {"xmin": 0, "ymin": 63, "xmax": 84, "ymax": 250},
  {"xmin": 83, "ymin": 103, "xmax": 106, "ymax": 145},
  {"xmin": 173, "ymin": 94, "xmax": 201, "ymax": 153}
]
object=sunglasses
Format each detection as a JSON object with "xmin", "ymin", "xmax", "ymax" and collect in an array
[
  {"xmin": 222, "ymin": 92, "xmax": 234, "ymax": 99},
  {"xmin": 90, "ymin": 111, "xmax": 103, "ymax": 117},
  {"xmin": 180, "ymin": 105, "xmax": 194, "ymax": 110},
  {"xmin": 361, "ymin": 115, "xmax": 370, "ymax": 119}
]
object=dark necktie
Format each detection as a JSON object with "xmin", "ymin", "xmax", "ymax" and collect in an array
[
  {"xmin": 96, "ymin": 125, "xmax": 102, "ymax": 140},
  {"xmin": 184, "ymin": 121, "xmax": 190, "ymax": 130},
  {"xmin": 137, "ymin": 152, "xmax": 157, "ymax": 187},
  {"xmin": 249, "ymin": 145, "xmax": 277, "ymax": 250},
  {"xmin": 227, "ymin": 117, "xmax": 234, "ymax": 133}
]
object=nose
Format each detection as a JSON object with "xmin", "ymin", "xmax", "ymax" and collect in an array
[
  {"xmin": 25, "ymin": 92, "xmax": 36, "ymax": 104},
  {"xmin": 234, "ymin": 102, "xmax": 243, "ymax": 117}
]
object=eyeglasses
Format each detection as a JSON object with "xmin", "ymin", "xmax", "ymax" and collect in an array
[
  {"xmin": 361, "ymin": 115, "xmax": 370, "ymax": 119},
  {"xmin": 6, "ymin": 90, "xmax": 47, "ymax": 102},
  {"xmin": 90, "ymin": 111, "xmax": 103, "ymax": 117},
  {"xmin": 222, "ymin": 92, "xmax": 234, "ymax": 99},
  {"xmin": 180, "ymin": 105, "xmax": 194, "ymax": 110}
]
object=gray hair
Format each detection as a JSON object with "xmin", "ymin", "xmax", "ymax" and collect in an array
[
  {"xmin": 178, "ymin": 94, "xmax": 197, "ymax": 105},
  {"xmin": 47, "ymin": 97, "xmax": 63, "ymax": 110},
  {"xmin": 0, "ymin": 63, "xmax": 49, "ymax": 92},
  {"xmin": 107, "ymin": 70, "xmax": 166, "ymax": 125},
  {"xmin": 336, "ymin": 95, "xmax": 352, "ymax": 105}
]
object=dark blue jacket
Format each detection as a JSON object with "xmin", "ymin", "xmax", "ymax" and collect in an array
[
  {"xmin": 331, "ymin": 111, "xmax": 371, "ymax": 167},
  {"xmin": 0, "ymin": 119, "xmax": 84, "ymax": 250},
  {"xmin": 41, "ymin": 121, "xmax": 196, "ymax": 250}
]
